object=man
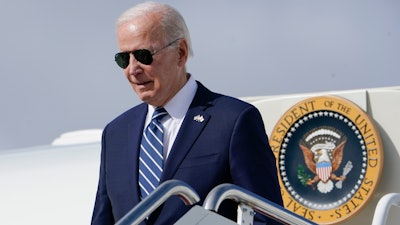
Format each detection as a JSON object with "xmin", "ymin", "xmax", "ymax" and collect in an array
[{"xmin": 91, "ymin": 2, "xmax": 283, "ymax": 225}]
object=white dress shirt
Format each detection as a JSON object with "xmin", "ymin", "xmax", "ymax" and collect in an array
[{"xmin": 145, "ymin": 75, "xmax": 198, "ymax": 159}]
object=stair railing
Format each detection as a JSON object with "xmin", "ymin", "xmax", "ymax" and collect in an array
[
  {"xmin": 371, "ymin": 193, "xmax": 400, "ymax": 225},
  {"xmin": 203, "ymin": 183, "xmax": 317, "ymax": 225},
  {"xmin": 115, "ymin": 179, "xmax": 200, "ymax": 225}
]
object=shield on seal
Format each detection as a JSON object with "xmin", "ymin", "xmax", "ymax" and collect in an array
[{"xmin": 316, "ymin": 161, "xmax": 332, "ymax": 182}]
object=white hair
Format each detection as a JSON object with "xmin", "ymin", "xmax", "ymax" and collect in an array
[{"xmin": 116, "ymin": 1, "xmax": 193, "ymax": 57}]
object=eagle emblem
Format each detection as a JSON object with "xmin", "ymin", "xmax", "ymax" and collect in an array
[{"xmin": 298, "ymin": 127, "xmax": 350, "ymax": 193}]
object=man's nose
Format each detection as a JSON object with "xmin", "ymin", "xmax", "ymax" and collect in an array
[
  {"xmin": 127, "ymin": 53, "xmax": 139, "ymax": 71},
  {"xmin": 127, "ymin": 53, "xmax": 144, "ymax": 76}
]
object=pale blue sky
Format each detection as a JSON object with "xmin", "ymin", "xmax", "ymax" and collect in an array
[{"xmin": 1, "ymin": 0, "xmax": 399, "ymax": 150}]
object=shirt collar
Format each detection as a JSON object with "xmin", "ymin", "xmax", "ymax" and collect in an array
[{"xmin": 147, "ymin": 74, "xmax": 197, "ymax": 120}]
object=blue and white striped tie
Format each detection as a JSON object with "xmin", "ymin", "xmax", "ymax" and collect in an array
[{"xmin": 139, "ymin": 107, "xmax": 168, "ymax": 199}]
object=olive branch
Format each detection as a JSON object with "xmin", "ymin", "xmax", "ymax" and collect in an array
[{"xmin": 297, "ymin": 165, "xmax": 310, "ymax": 186}]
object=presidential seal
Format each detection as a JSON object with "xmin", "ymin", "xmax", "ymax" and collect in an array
[{"xmin": 269, "ymin": 95, "xmax": 383, "ymax": 224}]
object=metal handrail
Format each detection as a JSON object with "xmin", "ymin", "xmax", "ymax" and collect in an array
[
  {"xmin": 115, "ymin": 180, "xmax": 200, "ymax": 225},
  {"xmin": 203, "ymin": 183, "xmax": 317, "ymax": 225},
  {"xmin": 371, "ymin": 193, "xmax": 400, "ymax": 225}
]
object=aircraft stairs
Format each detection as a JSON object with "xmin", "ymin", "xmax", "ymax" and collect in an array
[
  {"xmin": 115, "ymin": 179, "xmax": 317, "ymax": 225},
  {"xmin": 114, "ymin": 180, "xmax": 400, "ymax": 225}
]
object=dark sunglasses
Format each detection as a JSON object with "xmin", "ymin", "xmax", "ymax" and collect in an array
[{"xmin": 115, "ymin": 38, "xmax": 181, "ymax": 69}]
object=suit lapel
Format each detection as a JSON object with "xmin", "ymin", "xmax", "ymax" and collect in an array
[
  {"xmin": 161, "ymin": 82, "xmax": 214, "ymax": 181},
  {"xmin": 126, "ymin": 104, "xmax": 148, "ymax": 204}
]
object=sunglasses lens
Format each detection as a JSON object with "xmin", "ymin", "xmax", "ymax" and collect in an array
[
  {"xmin": 133, "ymin": 49, "xmax": 153, "ymax": 65},
  {"xmin": 115, "ymin": 53, "xmax": 130, "ymax": 69},
  {"xmin": 114, "ymin": 49, "xmax": 154, "ymax": 68}
]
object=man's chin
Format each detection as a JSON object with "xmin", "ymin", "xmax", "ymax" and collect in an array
[{"xmin": 137, "ymin": 92, "xmax": 155, "ymax": 104}]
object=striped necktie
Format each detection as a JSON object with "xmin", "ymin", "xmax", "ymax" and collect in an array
[{"xmin": 139, "ymin": 107, "xmax": 168, "ymax": 199}]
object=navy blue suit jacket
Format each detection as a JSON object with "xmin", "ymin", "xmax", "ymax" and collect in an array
[{"xmin": 91, "ymin": 82, "xmax": 283, "ymax": 225}]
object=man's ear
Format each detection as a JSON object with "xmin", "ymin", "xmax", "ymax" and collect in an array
[{"xmin": 177, "ymin": 39, "xmax": 189, "ymax": 66}]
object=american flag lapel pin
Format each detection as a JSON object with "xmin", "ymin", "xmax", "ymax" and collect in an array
[{"xmin": 193, "ymin": 115, "xmax": 204, "ymax": 123}]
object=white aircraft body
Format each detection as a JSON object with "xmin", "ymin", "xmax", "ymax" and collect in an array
[{"xmin": 1, "ymin": 86, "xmax": 399, "ymax": 225}]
